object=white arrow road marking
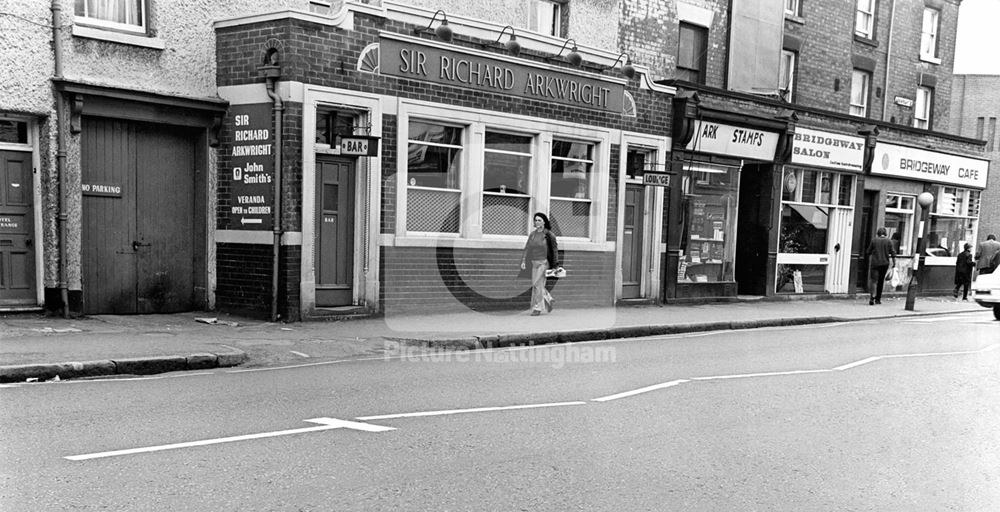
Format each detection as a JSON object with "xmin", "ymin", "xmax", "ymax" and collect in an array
[{"xmin": 65, "ymin": 418, "xmax": 393, "ymax": 461}]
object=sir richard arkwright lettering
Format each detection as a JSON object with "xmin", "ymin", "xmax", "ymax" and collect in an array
[{"xmin": 397, "ymin": 48, "xmax": 613, "ymax": 109}]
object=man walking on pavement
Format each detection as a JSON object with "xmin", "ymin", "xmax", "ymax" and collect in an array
[
  {"xmin": 975, "ymin": 234, "xmax": 1000, "ymax": 275},
  {"xmin": 866, "ymin": 227, "xmax": 895, "ymax": 305}
]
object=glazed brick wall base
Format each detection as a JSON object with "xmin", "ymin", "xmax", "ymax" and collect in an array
[
  {"xmin": 215, "ymin": 242, "xmax": 301, "ymax": 320},
  {"xmin": 380, "ymin": 247, "xmax": 615, "ymax": 315}
]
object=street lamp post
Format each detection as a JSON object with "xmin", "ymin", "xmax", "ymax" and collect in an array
[{"xmin": 904, "ymin": 191, "xmax": 935, "ymax": 311}]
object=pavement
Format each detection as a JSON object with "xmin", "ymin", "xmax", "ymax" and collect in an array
[{"xmin": 0, "ymin": 295, "xmax": 991, "ymax": 383}]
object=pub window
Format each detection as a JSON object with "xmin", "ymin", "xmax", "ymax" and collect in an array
[
  {"xmin": 920, "ymin": 7, "xmax": 940, "ymax": 61},
  {"xmin": 74, "ymin": 0, "xmax": 148, "ymax": 34},
  {"xmin": 406, "ymin": 120, "xmax": 464, "ymax": 233},
  {"xmin": 677, "ymin": 164, "xmax": 738, "ymax": 284},
  {"xmin": 855, "ymin": 0, "xmax": 875, "ymax": 39},
  {"xmin": 677, "ymin": 22, "xmax": 708, "ymax": 85},
  {"xmin": 549, "ymin": 140, "xmax": 594, "ymax": 238},
  {"xmin": 913, "ymin": 86, "xmax": 932, "ymax": 129},
  {"xmin": 849, "ymin": 69, "xmax": 870, "ymax": 117},
  {"xmin": 482, "ymin": 132, "xmax": 533, "ymax": 235},
  {"xmin": 0, "ymin": 120, "xmax": 29, "ymax": 144},
  {"xmin": 528, "ymin": 0, "xmax": 564, "ymax": 37},
  {"xmin": 315, "ymin": 111, "xmax": 356, "ymax": 147}
]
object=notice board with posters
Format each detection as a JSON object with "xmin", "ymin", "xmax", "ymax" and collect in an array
[{"xmin": 228, "ymin": 103, "xmax": 274, "ymax": 230}]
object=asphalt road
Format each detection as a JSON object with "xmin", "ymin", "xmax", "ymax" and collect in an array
[{"xmin": 2, "ymin": 311, "xmax": 997, "ymax": 511}]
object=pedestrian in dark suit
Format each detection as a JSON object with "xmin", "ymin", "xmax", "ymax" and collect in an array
[
  {"xmin": 975, "ymin": 234, "xmax": 1000, "ymax": 275},
  {"xmin": 866, "ymin": 227, "xmax": 895, "ymax": 305},
  {"xmin": 953, "ymin": 243, "xmax": 974, "ymax": 300}
]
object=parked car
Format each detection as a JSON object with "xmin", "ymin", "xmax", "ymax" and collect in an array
[{"xmin": 971, "ymin": 271, "xmax": 1000, "ymax": 320}]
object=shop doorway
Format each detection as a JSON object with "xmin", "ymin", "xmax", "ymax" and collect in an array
[
  {"xmin": 856, "ymin": 190, "xmax": 877, "ymax": 291},
  {"xmin": 0, "ymin": 150, "xmax": 35, "ymax": 305},
  {"xmin": 735, "ymin": 163, "xmax": 770, "ymax": 295},
  {"xmin": 622, "ymin": 183, "xmax": 645, "ymax": 299},
  {"xmin": 81, "ymin": 118, "xmax": 198, "ymax": 314},
  {"xmin": 315, "ymin": 156, "xmax": 355, "ymax": 306}
]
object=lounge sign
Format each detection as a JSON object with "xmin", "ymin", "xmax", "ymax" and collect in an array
[
  {"xmin": 872, "ymin": 142, "xmax": 989, "ymax": 189},
  {"xmin": 379, "ymin": 36, "xmax": 625, "ymax": 113}
]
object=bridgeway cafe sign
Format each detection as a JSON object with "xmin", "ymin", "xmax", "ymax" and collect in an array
[
  {"xmin": 872, "ymin": 142, "xmax": 989, "ymax": 189},
  {"xmin": 790, "ymin": 127, "xmax": 865, "ymax": 172},
  {"xmin": 228, "ymin": 103, "xmax": 275, "ymax": 230},
  {"xmin": 379, "ymin": 35, "xmax": 625, "ymax": 113},
  {"xmin": 684, "ymin": 120, "xmax": 779, "ymax": 160}
]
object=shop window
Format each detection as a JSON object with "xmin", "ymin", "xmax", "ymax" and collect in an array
[
  {"xmin": 885, "ymin": 193, "xmax": 915, "ymax": 256},
  {"xmin": 75, "ymin": 0, "xmax": 148, "ymax": 34},
  {"xmin": 549, "ymin": 140, "xmax": 593, "ymax": 238},
  {"xmin": 855, "ymin": 0, "xmax": 875, "ymax": 39},
  {"xmin": 914, "ymin": 86, "xmax": 932, "ymax": 129},
  {"xmin": 849, "ymin": 69, "xmax": 870, "ymax": 117},
  {"xmin": 780, "ymin": 50, "xmax": 797, "ymax": 102},
  {"xmin": 927, "ymin": 186, "xmax": 980, "ymax": 257},
  {"xmin": 483, "ymin": 132, "xmax": 533, "ymax": 235},
  {"xmin": 0, "ymin": 120, "xmax": 28, "ymax": 144},
  {"xmin": 406, "ymin": 121, "xmax": 463, "ymax": 233},
  {"xmin": 920, "ymin": 8, "xmax": 940, "ymax": 61},
  {"xmin": 677, "ymin": 22, "xmax": 708, "ymax": 85},
  {"xmin": 677, "ymin": 164, "xmax": 738, "ymax": 284}
]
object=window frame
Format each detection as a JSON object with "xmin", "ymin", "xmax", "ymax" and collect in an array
[
  {"xmin": 849, "ymin": 69, "xmax": 871, "ymax": 117},
  {"xmin": 677, "ymin": 22, "xmax": 709, "ymax": 85},
  {"xmin": 780, "ymin": 49, "xmax": 797, "ymax": 102},
  {"xmin": 784, "ymin": 0, "xmax": 801, "ymax": 17},
  {"xmin": 74, "ymin": 0, "xmax": 149, "ymax": 35},
  {"xmin": 482, "ymin": 130, "xmax": 535, "ymax": 236},
  {"xmin": 920, "ymin": 7, "xmax": 940, "ymax": 62},
  {"xmin": 528, "ymin": 0, "xmax": 564, "ymax": 37},
  {"xmin": 884, "ymin": 193, "xmax": 916, "ymax": 257},
  {"xmin": 395, "ymin": 101, "xmax": 612, "ymax": 246},
  {"xmin": 855, "ymin": 0, "xmax": 876, "ymax": 39},
  {"xmin": 913, "ymin": 86, "xmax": 933, "ymax": 130}
]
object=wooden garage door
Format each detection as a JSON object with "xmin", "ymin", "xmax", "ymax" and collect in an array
[{"xmin": 81, "ymin": 118, "xmax": 196, "ymax": 314}]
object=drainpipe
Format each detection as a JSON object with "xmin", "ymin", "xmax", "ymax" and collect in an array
[
  {"xmin": 260, "ymin": 54, "xmax": 282, "ymax": 322},
  {"xmin": 881, "ymin": 0, "xmax": 896, "ymax": 121},
  {"xmin": 51, "ymin": 0, "xmax": 69, "ymax": 318}
]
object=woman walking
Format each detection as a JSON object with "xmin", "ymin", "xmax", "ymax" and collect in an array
[{"xmin": 521, "ymin": 212, "xmax": 559, "ymax": 316}]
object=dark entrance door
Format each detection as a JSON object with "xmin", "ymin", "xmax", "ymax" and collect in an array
[
  {"xmin": 316, "ymin": 156, "xmax": 355, "ymax": 306},
  {"xmin": 0, "ymin": 150, "xmax": 36, "ymax": 304},
  {"xmin": 81, "ymin": 118, "xmax": 197, "ymax": 314},
  {"xmin": 856, "ymin": 190, "xmax": 877, "ymax": 292},
  {"xmin": 735, "ymin": 164, "xmax": 771, "ymax": 295},
  {"xmin": 622, "ymin": 184, "xmax": 645, "ymax": 299}
]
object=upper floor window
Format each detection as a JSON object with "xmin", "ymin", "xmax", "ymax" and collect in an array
[
  {"xmin": 677, "ymin": 22, "xmax": 708, "ymax": 85},
  {"xmin": 780, "ymin": 49, "xmax": 797, "ymax": 102},
  {"xmin": 784, "ymin": 0, "xmax": 801, "ymax": 17},
  {"xmin": 914, "ymin": 86, "xmax": 932, "ymax": 129},
  {"xmin": 849, "ymin": 69, "xmax": 870, "ymax": 117},
  {"xmin": 74, "ymin": 0, "xmax": 148, "ymax": 34},
  {"xmin": 529, "ymin": 0, "xmax": 563, "ymax": 37},
  {"xmin": 920, "ymin": 8, "xmax": 940, "ymax": 61},
  {"xmin": 855, "ymin": 0, "xmax": 876, "ymax": 39}
]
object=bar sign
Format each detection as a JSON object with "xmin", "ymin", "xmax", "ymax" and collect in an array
[
  {"xmin": 340, "ymin": 136, "xmax": 380, "ymax": 157},
  {"xmin": 642, "ymin": 172, "xmax": 671, "ymax": 187}
]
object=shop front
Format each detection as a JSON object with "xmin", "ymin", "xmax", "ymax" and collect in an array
[
  {"xmin": 864, "ymin": 142, "xmax": 989, "ymax": 294},
  {"xmin": 775, "ymin": 127, "xmax": 866, "ymax": 295}
]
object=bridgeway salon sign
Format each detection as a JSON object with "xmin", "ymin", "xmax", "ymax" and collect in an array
[
  {"xmin": 379, "ymin": 35, "xmax": 625, "ymax": 113},
  {"xmin": 872, "ymin": 142, "xmax": 989, "ymax": 189},
  {"xmin": 790, "ymin": 127, "xmax": 865, "ymax": 172}
]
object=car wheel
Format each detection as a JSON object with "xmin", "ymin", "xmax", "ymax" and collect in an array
[{"xmin": 995, "ymin": 305, "xmax": 1000, "ymax": 321}]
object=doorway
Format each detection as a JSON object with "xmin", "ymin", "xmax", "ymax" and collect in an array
[
  {"xmin": 315, "ymin": 156, "xmax": 355, "ymax": 306},
  {"xmin": 0, "ymin": 150, "xmax": 35, "ymax": 305},
  {"xmin": 81, "ymin": 118, "xmax": 198, "ymax": 314},
  {"xmin": 735, "ymin": 163, "xmax": 770, "ymax": 295},
  {"xmin": 856, "ymin": 190, "xmax": 877, "ymax": 291},
  {"xmin": 622, "ymin": 183, "xmax": 645, "ymax": 299}
]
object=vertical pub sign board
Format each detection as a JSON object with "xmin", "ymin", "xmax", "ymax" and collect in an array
[{"xmin": 229, "ymin": 103, "xmax": 275, "ymax": 230}]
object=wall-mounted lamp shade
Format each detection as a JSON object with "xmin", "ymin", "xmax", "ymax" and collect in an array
[
  {"xmin": 493, "ymin": 25, "xmax": 520, "ymax": 56},
  {"xmin": 608, "ymin": 53, "xmax": 635, "ymax": 78},
  {"xmin": 556, "ymin": 39, "xmax": 582, "ymax": 67},
  {"xmin": 414, "ymin": 10, "xmax": 453, "ymax": 42}
]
